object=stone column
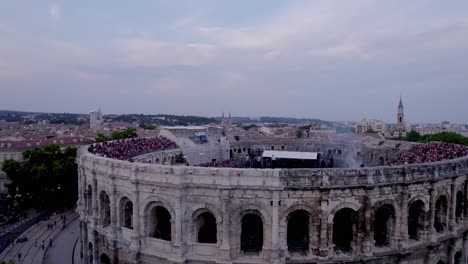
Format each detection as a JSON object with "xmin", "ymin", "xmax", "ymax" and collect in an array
[
  {"xmin": 362, "ymin": 193, "xmax": 374, "ymax": 256},
  {"xmin": 218, "ymin": 192, "xmax": 231, "ymax": 262},
  {"xmin": 318, "ymin": 191, "xmax": 331, "ymax": 258},
  {"xmin": 449, "ymin": 181, "xmax": 457, "ymax": 234},
  {"xmin": 82, "ymin": 221, "xmax": 89, "ymax": 264},
  {"xmin": 428, "ymin": 187, "xmax": 437, "ymax": 242},
  {"xmin": 462, "ymin": 233, "xmax": 468, "ymax": 264},
  {"xmin": 271, "ymin": 191, "xmax": 281, "ymax": 262},
  {"xmin": 130, "ymin": 177, "xmax": 141, "ymax": 252},
  {"xmin": 92, "ymin": 231, "xmax": 99, "ymax": 264},
  {"xmin": 92, "ymin": 178, "xmax": 99, "ymax": 226},
  {"xmin": 464, "ymin": 180, "xmax": 468, "ymax": 229},
  {"xmin": 110, "ymin": 175, "xmax": 118, "ymax": 236},
  {"xmin": 399, "ymin": 185, "xmax": 409, "ymax": 250}
]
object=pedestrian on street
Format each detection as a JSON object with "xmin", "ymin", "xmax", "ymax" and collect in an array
[
  {"xmin": 49, "ymin": 238, "xmax": 53, "ymax": 247},
  {"xmin": 18, "ymin": 252, "xmax": 22, "ymax": 261},
  {"xmin": 41, "ymin": 240, "xmax": 45, "ymax": 250},
  {"xmin": 54, "ymin": 220, "xmax": 56, "ymax": 226}
]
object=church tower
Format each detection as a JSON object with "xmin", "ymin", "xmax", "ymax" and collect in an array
[
  {"xmin": 397, "ymin": 95, "xmax": 404, "ymax": 125},
  {"xmin": 395, "ymin": 95, "xmax": 407, "ymax": 137}
]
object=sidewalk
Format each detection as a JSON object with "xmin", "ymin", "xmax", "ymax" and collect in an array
[
  {"xmin": 0, "ymin": 211, "xmax": 76, "ymax": 264},
  {"xmin": 43, "ymin": 217, "xmax": 80, "ymax": 264}
]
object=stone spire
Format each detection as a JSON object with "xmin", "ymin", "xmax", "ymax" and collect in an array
[{"xmin": 397, "ymin": 95, "xmax": 404, "ymax": 125}]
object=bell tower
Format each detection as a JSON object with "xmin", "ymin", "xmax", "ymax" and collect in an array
[{"xmin": 397, "ymin": 95, "xmax": 404, "ymax": 125}]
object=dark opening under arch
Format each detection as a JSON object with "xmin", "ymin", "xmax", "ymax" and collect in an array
[
  {"xmin": 123, "ymin": 200, "xmax": 133, "ymax": 229},
  {"xmin": 99, "ymin": 191, "xmax": 111, "ymax": 227},
  {"xmin": 374, "ymin": 204, "xmax": 395, "ymax": 247},
  {"xmin": 287, "ymin": 210, "xmax": 310, "ymax": 252},
  {"xmin": 241, "ymin": 213, "xmax": 263, "ymax": 252},
  {"xmin": 408, "ymin": 200, "xmax": 425, "ymax": 240},
  {"xmin": 456, "ymin": 191, "xmax": 464, "ymax": 223},
  {"xmin": 435, "ymin": 195, "xmax": 448, "ymax": 232},
  {"xmin": 150, "ymin": 206, "xmax": 172, "ymax": 241},
  {"xmin": 196, "ymin": 212, "xmax": 217, "ymax": 244},
  {"xmin": 454, "ymin": 251, "xmax": 462, "ymax": 264},
  {"xmin": 100, "ymin": 253, "xmax": 110, "ymax": 264},
  {"xmin": 333, "ymin": 208, "xmax": 356, "ymax": 252}
]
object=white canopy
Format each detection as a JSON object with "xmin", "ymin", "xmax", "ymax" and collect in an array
[{"xmin": 262, "ymin": 150, "xmax": 318, "ymax": 160}]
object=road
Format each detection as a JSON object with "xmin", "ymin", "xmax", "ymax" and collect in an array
[{"xmin": 43, "ymin": 217, "xmax": 80, "ymax": 264}]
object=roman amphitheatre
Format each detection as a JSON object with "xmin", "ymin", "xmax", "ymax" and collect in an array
[{"xmin": 77, "ymin": 126, "xmax": 468, "ymax": 264}]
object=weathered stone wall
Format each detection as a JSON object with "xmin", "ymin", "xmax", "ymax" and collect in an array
[{"xmin": 77, "ymin": 146, "xmax": 468, "ymax": 264}]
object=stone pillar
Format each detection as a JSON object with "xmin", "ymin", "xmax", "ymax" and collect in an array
[
  {"xmin": 362, "ymin": 193, "xmax": 374, "ymax": 256},
  {"xmin": 130, "ymin": 177, "xmax": 141, "ymax": 253},
  {"xmin": 428, "ymin": 187, "xmax": 437, "ymax": 242},
  {"xmin": 318, "ymin": 191, "xmax": 331, "ymax": 258},
  {"xmin": 449, "ymin": 181, "xmax": 457, "ymax": 234},
  {"xmin": 110, "ymin": 175, "xmax": 118, "ymax": 236},
  {"xmin": 217, "ymin": 193, "xmax": 231, "ymax": 262},
  {"xmin": 92, "ymin": 231, "xmax": 99, "ymax": 264},
  {"xmin": 399, "ymin": 185, "xmax": 409, "ymax": 250},
  {"xmin": 82, "ymin": 221, "xmax": 89, "ymax": 264},
  {"xmin": 464, "ymin": 180, "xmax": 468, "ymax": 229},
  {"xmin": 271, "ymin": 191, "xmax": 281, "ymax": 262},
  {"xmin": 92, "ymin": 178, "xmax": 99, "ymax": 226},
  {"xmin": 462, "ymin": 233, "xmax": 468, "ymax": 264}
]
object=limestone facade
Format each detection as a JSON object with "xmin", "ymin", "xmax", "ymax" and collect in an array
[{"xmin": 77, "ymin": 145, "xmax": 468, "ymax": 264}]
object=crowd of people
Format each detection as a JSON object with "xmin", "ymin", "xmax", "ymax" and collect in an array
[
  {"xmin": 391, "ymin": 142, "xmax": 468, "ymax": 165},
  {"xmin": 196, "ymin": 160, "xmax": 238, "ymax": 168},
  {"xmin": 88, "ymin": 137, "xmax": 178, "ymax": 160}
]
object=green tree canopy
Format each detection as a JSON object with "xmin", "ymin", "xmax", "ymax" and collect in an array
[
  {"xmin": 2, "ymin": 144, "xmax": 78, "ymax": 210},
  {"xmin": 95, "ymin": 128, "xmax": 138, "ymax": 142}
]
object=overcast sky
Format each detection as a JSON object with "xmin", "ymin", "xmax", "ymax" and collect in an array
[{"xmin": 1, "ymin": 1, "xmax": 467, "ymax": 123}]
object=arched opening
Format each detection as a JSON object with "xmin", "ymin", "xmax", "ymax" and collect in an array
[
  {"xmin": 155, "ymin": 158, "xmax": 160, "ymax": 164},
  {"xmin": 333, "ymin": 208, "xmax": 356, "ymax": 253},
  {"xmin": 100, "ymin": 253, "xmax": 110, "ymax": 264},
  {"xmin": 99, "ymin": 191, "xmax": 111, "ymax": 227},
  {"xmin": 162, "ymin": 157, "xmax": 167, "ymax": 164},
  {"xmin": 287, "ymin": 210, "xmax": 310, "ymax": 253},
  {"xmin": 149, "ymin": 206, "xmax": 172, "ymax": 241},
  {"xmin": 408, "ymin": 200, "xmax": 425, "ymax": 240},
  {"xmin": 436, "ymin": 261, "xmax": 446, "ymax": 264},
  {"xmin": 454, "ymin": 251, "xmax": 462, "ymax": 264},
  {"xmin": 86, "ymin": 185, "xmax": 92, "ymax": 216},
  {"xmin": 195, "ymin": 212, "xmax": 217, "ymax": 243},
  {"xmin": 119, "ymin": 198, "xmax": 133, "ymax": 229},
  {"xmin": 374, "ymin": 204, "xmax": 395, "ymax": 247},
  {"xmin": 241, "ymin": 213, "xmax": 263, "ymax": 253},
  {"xmin": 379, "ymin": 157, "xmax": 384, "ymax": 165},
  {"xmin": 456, "ymin": 191, "xmax": 464, "ymax": 223},
  {"xmin": 435, "ymin": 195, "xmax": 448, "ymax": 232}
]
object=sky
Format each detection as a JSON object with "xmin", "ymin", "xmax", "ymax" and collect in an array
[{"xmin": 0, "ymin": 1, "xmax": 467, "ymax": 123}]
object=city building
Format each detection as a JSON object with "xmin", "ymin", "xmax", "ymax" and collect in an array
[
  {"xmin": 90, "ymin": 109, "xmax": 103, "ymax": 129},
  {"xmin": 355, "ymin": 119, "xmax": 385, "ymax": 134}
]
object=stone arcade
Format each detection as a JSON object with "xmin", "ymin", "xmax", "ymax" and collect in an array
[{"xmin": 76, "ymin": 138, "xmax": 468, "ymax": 264}]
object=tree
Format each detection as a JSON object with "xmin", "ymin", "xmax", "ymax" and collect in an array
[
  {"xmin": 406, "ymin": 130, "xmax": 422, "ymax": 142},
  {"xmin": 2, "ymin": 144, "xmax": 78, "ymax": 211},
  {"xmin": 95, "ymin": 128, "xmax": 138, "ymax": 142},
  {"xmin": 423, "ymin": 131, "xmax": 468, "ymax": 145}
]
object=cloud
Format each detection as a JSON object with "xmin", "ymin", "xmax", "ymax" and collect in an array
[
  {"xmin": 116, "ymin": 38, "xmax": 217, "ymax": 68},
  {"xmin": 144, "ymin": 78, "xmax": 184, "ymax": 96},
  {"xmin": 50, "ymin": 3, "xmax": 61, "ymax": 20}
]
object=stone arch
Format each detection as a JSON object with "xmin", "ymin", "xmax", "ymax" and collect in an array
[
  {"xmin": 373, "ymin": 204, "xmax": 396, "ymax": 247},
  {"xmin": 148, "ymin": 205, "xmax": 172, "ymax": 241},
  {"xmin": 327, "ymin": 202, "xmax": 361, "ymax": 223},
  {"xmin": 454, "ymin": 250, "xmax": 462, "ymax": 264},
  {"xmin": 86, "ymin": 185, "xmax": 93, "ymax": 216},
  {"xmin": 194, "ymin": 210, "xmax": 217, "ymax": 244},
  {"xmin": 433, "ymin": 255, "xmax": 448, "ymax": 264},
  {"xmin": 100, "ymin": 253, "xmax": 111, "ymax": 264},
  {"xmin": 119, "ymin": 196, "xmax": 133, "ymax": 229},
  {"xmin": 240, "ymin": 210, "xmax": 264, "ymax": 253},
  {"xmin": 332, "ymin": 207, "xmax": 357, "ymax": 253},
  {"xmin": 286, "ymin": 209, "xmax": 311, "ymax": 253},
  {"xmin": 408, "ymin": 199, "xmax": 426, "ymax": 240},
  {"xmin": 456, "ymin": 190, "xmax": 464, "ymax": 223},
  {"xmin": 155, "ymin": 158, "xmax": 160, "ymax": 164},
  {"xmin": 99, "ymin": 190, "xmax": 111, "ymax": 227},
  {"xmin": 162, "ymin": 156, "xmax": 168, "ymax": 164},
  {"xmin": 434, "ymin": 195, "xmax": 448, "ymax": 232},
  {"xmin": 408, "ymin": 195, "xmax": 430, "ymax": 212},
  {"xmin": 142, "ymin": 196, "xmax": 176, "ymax": 240}
]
